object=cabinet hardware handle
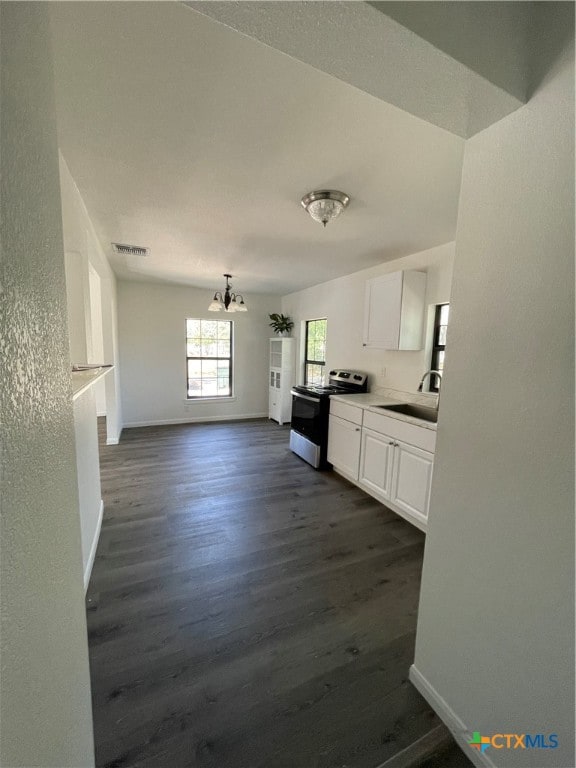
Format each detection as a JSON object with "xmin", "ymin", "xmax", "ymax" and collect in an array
[
  {"xmin": 362, "ymin": 343, "xmax": 367, "ymax": 347},
  {"xmin": 389, "ymin": 441, "xmax": 394, "ymax": 445},
  {"xmin": 355, "ymin": 428, "xmax": 360, "ymax": 432}
]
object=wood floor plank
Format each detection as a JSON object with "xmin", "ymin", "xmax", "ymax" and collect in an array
[{"xmin": 89, "ymin": 419, "xmax": 442, "ymax": 768}]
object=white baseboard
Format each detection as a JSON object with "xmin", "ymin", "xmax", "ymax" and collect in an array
[
  {"xmin": 84, "ymin": 499, "xmax": 103, "ymax": 593},
  {"xmin": 409, "ymin": 665, "xmax": 495, "ymax": 768},
  {"xmin": 96, "ymin": 410, "xmax": 107, "ymax": 417},
  {"xmin": 123, "ymin": 413, "xmax": 268, "ymax": 428}
]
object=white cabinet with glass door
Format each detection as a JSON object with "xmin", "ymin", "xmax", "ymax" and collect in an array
[{"xmin": 269, "ymin": 338, "xmax": 295, "ymax": 425}]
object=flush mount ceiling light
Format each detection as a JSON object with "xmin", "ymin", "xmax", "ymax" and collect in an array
[
  {"xmin": 301, "ymin": 190, "xmax": 350, "ymax": 227},
  {"xmin": 208, "ymin": 273, "xmax": 248, "ymax": 313}
]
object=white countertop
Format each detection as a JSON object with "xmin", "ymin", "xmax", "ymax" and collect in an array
[
  {"xmin": 329, "ymin": 391, "xmax": 438, "ymax": 431},
  {"xmin": 72, "ymin": 366, "xmax": 113, "ymax": 400}
]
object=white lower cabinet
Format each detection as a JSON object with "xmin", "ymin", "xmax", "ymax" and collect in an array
[
  {"xmin": 330, "ymin": 401, "xmax": 435, "ymax": 531},
  {"xmin": 390, "ymin": 440, "xmax": 434, "ymax": 526},
  {"xmin": 359, "ymin": 431, "xmax": 434, "ymax": 529},
  {"xmin": 359, "ymin": 428, "xmax": 395, "ymax": 500},
  {"xmin": 269, "ymin": 386, "xmax": 281, "ymax": 424},
  {"xmin": 327, "ymin": 415, "xmax": 362, "ymax": 481}
]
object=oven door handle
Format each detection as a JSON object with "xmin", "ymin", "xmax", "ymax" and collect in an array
[{"xmin": 291, "ymin": 390, "xmax": 319, "ymax": 403}]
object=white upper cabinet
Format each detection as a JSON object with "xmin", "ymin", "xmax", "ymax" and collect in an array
[{"xmin": 363, "ymin": 270, "xmax": 426, "ymax": 350}]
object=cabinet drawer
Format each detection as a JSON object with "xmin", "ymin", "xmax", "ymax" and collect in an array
[
  {"xmin": 329, "ymin": 399, "xmax": 363, "ymax": 425},
  {"xmin": 363, "ymin": 410, "xmax": 436, "ymax": 453}
]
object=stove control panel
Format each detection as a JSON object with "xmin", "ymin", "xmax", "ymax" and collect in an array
[{"xmin": 328, "ymin": 370, "xmax": 368, "ymax": 391}]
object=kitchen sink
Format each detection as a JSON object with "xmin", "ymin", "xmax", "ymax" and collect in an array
[{"xmin": 376, "ymin": 403, "xmax": 438, "ymax": 423}]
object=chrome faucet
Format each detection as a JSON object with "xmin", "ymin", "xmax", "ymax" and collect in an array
[{"xmin": 418, "ymin": 370, "xmax": 442, "ymax": 407}]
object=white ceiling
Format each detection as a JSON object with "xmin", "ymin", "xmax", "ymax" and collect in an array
[
  {"xmin": 50, "ymin": 2, "xmax": 465, "ymax": 295},
  {"xmin": 188, "ymin": 1, "xmax": 528, "ymax": 137}
]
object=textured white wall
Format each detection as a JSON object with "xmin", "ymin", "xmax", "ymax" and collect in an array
[
  {"xmin": 413, "ymin": 7, "xmax": 574, "ymax": 767},
  {"xmin": 118, "ymin": 281, "xmax": 278, "ymax": 426},
  {"xmin": 0, "ymin": 4, "xmax": 95, "ymax": 765},
  {"xmin": 282, "ymin": 242, "xmax": 454, "ymax": 393}
]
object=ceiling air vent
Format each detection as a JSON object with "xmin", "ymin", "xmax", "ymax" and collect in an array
[{"xmin": 112, "ymin": 242, "xmax": 150, "ymax": 257}]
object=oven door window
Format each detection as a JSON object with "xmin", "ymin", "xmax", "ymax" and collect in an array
[{"xmin": 291, "ymin": 395, "xmax": 323, "ymax": 443}]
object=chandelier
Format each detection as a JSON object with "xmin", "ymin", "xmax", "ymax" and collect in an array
[
  {"xmin": 301, "ymin": 190, "xmax": 350, "ymax": 227},
  {"xmin": 208, "ymin": 274, "xmax": 247, "ymax": 313}
]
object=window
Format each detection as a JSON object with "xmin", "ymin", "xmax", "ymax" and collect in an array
[
  {"xmin": 186, "ymin": 319, "xmax": 232, "ymax": 398},
  {"xmin": 429, "ymin": 303, "xmax": 449, "ymax": 392},
  {"xmin": 304, "ymin": 318, "xmax": 327, "ymax": 385}
]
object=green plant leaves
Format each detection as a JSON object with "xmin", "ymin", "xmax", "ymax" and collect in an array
[{"xmin": 268, "ymin": 313, "xmax": 294, "ymax": 331}]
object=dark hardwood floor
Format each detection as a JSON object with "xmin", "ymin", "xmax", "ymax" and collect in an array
[{"xmin": 88, "ymin": 418, "xmax": 456, "ymax": 768}]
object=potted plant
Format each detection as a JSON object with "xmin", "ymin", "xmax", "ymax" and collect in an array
[{"xmin": 269, "ymin": 313, "xmax": 294, "ymax": 336}]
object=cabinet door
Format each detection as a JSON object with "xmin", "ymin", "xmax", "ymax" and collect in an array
[
  {"xmin": 363, "ymin": 271, "xmax": 426, "ymax": 350},
  {"xmin": 270, "ymin": 340, "xmax": 283, "ymax": 369},
  {"xmin": 391, "ymin": 441, "xmax": 434, "ymax": 523},
  {"xmin": 359, "ymin": 427, "xmax": 394, "ymax": 501},
  {"xmin": 269, "ymin": 387, "xmax": 279, "ymax": 421},
  {"xmin": 270, "ymin": 338, "xmax": 295, "ymax": 371},
  {"xmin": 363, "ymin": 272, "xmax": 402, "ymax": 349},
  {"xmin": 327, "ymin": 415, "xmax": 361, "ymax": 480}
]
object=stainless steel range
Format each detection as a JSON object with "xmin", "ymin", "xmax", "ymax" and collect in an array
[{"xmin": 290, "ymin": 370, "xmax": 368, "ymax": 469}]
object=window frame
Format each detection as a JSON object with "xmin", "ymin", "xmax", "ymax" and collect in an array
[
  {"xmin": 429, "ymin": 303, "xmax": 448, "ymax": 393},
  {"xmin": 185, "ymin": 318, "xmax": 233, "ymax": 399},
  {"xmin": 304, "ymin": 318, "xmax": 327, "ymax": 386}
]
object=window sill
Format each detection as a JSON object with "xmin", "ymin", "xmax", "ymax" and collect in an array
[{"xmin": 184, "ymin": 397, "xmax": 237, "ymax": 404}]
